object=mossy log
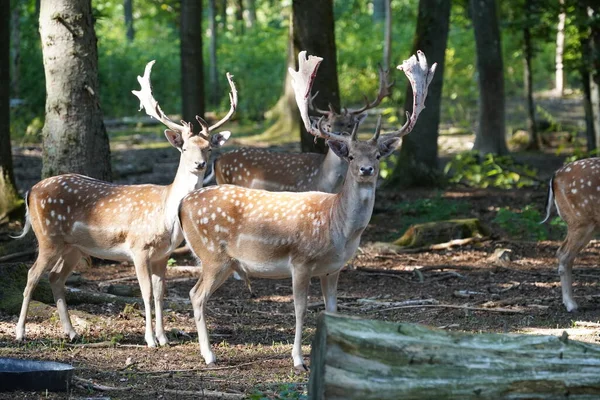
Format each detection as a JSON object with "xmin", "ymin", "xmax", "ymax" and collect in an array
[
  {"xmin": 393, "ymin": 218, "xmax": 489, "ymax": 248},
  {"xmin": 0, "ymin": 264, "xmax": 141, "ymax": 315},
  {"xmin": 308, "ymin": 313, "xmax": 600, "ymax": 400}
]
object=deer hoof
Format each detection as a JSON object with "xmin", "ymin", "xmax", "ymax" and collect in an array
[
  {"xmin": 564, "ymin": 300, "xmax": 579, "ymax": 313},
  {"xmin": 294, "ymin": 363, "xmax": 309, "ymax": 372}
]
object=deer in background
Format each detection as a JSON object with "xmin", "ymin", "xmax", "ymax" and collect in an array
[
  {"xmin": 13, "ymin": 61, "xmax": 237, "ymax": 347},
  {"xmin": 178, "ymin": 51, "xmax": 435, "ymax": 370},
  {"xmin": 210, "ymin": 65, "xmax": 394, "ymax": 193},
  {"xmin": 542, "ymin": 158, "xmax": 600, "ymax": 312}
]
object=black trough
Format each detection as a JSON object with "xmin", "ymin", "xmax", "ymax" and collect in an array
[{"xmin": 0, "ymin": 357, "xmax": 74, "ymax": 392}]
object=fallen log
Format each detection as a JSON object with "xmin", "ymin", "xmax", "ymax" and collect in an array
[{"xmin": 308, "ymin": 313, "xmax": 600, "ymax": 400}]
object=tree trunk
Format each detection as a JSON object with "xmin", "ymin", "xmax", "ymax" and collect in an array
[
  {"xmin": 471, "ymin": 0, "xmax": 508, "ymax": 156},
  {"xmin": 309, "ymin": 313, "xmax": 600, "ymax": 400},
  {"xmin": 10, "ymin": 2, "xmax": 20, "ymax": 98},
  {"xmin": 372, "ymin": 0, "xmax": 385, "ymax": 22},
  {"xmin": 293, "ymin": 0, "xmax": 340, "ymax": 154},
  {"xmin": 0, "ymin": 0, "xmax": 21, "ymax": 221},
  {"xmin": 589, "ymin": 5, "xmax": 600, "ymax": 150},
  {"xmin": 523, "ymin": 0, "xmax": 540, "ymax": 151},
  {"xmin": 234, "ymin": 0, "xmax": 244, "ymax": 35},
  {"xmin": 576, "ymin": 2, "xmax": 596, "ymax": 151},
  {"xmin": 555, "ymin": 0, "xmax": 566, "ymax": 96},
  {"xmin": 123, "ymin": 0, "xmax": 135, "ymax": 42},
  {"xmin": 39, "ymin": 0, "xmax": 112, "ymax": 180},
  {"xmin": 385, "ymin": 0, "xmax": 450, "ymax": 188},
  {"xmin": 245, "ymin": 0, "xmax": 256, "ymax": 28},
  {"xmin": 208, "ymin": 0, "xmax": 219, "ymax": 105},
  {"xmin": 218, "ymin": 0, "xmax": 227, "ymax": 30},
  {"xmin": 262, "ymin": 21, "xmax": 301, "ymax": 142},
  {"xmin": 181, "ymin": 0, "xmax": 205, "ymax": 130},
  {"xmin": 383, "ymin": 0, "xmax": 392, "ymax": 71}
]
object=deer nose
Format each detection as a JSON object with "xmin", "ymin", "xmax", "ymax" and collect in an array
[
  {"xmin": 359, "ymin": 166, "xmax": 374, "ymax": 176},
  {"xmin": 195, "ymin": 161, "xmax": 207, "ymax": 170}
]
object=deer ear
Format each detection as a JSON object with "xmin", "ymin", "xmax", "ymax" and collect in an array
[
  {"xmin": 355, "ymin": 113, "xmax": 368, "ymax": 125},
  {"xmin": 165, "ymin": 129, "xmax": 184, "ymax": 149},
  {"xmin": 378, "ymin": 137, "xmax": 402, "ymax": 158},
  {"xmin": 210, "ymin": 130, "xmax": 231, "ymax": 147},
  {"xmin": 327, "ymin": 140, "xmax": 349, "ymax": 158}
]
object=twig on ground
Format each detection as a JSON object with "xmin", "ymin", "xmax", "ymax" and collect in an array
[
  {"xmin": 128, "ymin": 356, "xmax": 287, "ymax": 375},
  {"xmin": 73, "ymin": 376, "xmax": 132, "ymax": 392},
  {"xmin": 66, "ymin": 341, "xmax": 115, "ymax": 348},
  {"xmin": 355, "ymin": 271, "xmax": 413, "ymax": 283},
  {"xmin": 376, "ymin": 303, "xmax": 524, "ymax": 314},
  {"xmin": 172, "ymin": 245, "xmax": 191, "ymax": 255},
  {"xmin": 357, "ymin": 298, "xmax": 439, "ymax": 311},
  {"xmin": 96, "ymin": 276, "xmax": 138, "ymax": 286},
  {"xmin": 0, "ymin": 249, "xmax": 36, "ymax": 262}
]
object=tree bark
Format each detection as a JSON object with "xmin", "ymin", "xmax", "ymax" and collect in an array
[
  {"xmin": 39, "ymin": 0, "xmax": 112, "ymax": 180},
  {"xmin": 385, "ymin": 0, "xmax": 450, "ymax": 188},
  {"xmin": 293, "ymin": 0, "xmax": 340, "ymax": 154},
  {"xmin": 123, "ymin": 0, "xmax": 135, "ymax": 42},
  {"xmin": 523, "ymin": 0, "xmax": 540, "ymax": 150},
  {"xmin": 245, "ymin": 0, "xmax": 256, "ymax": 28},
  {"xmin": 0, "ymin": 0, "xmax": 21, "ymax": 220},
  {"xmin": 383, "ymin": 0, "xmax": 392, "ymax": 71},
  {"xmin": 10, "ymin": 2, "xmax": 20, "ymax": 98},
  {"xmin": 555, "ymin": 0, "xmax": 566, "ymax": 95},
  {"xmin": 181, "ymin": 0, "xmax": 205, "ymax": 130},
  {"xmin": 208, "ymin": 0, "xmax": 219, "ymax": 105},
  {"xmin": 309, "ymin": 313, "xmax": 600, "ymax": 400},
  {"xmin": 589, "ymin": 5, "xmax": 600, "ymax": 150},
  {"xmin": 471, "ymin": 0, "xmax": 508, "ymax": 155},
  {"xmin": 372, "ymin": 0, "xmax": 385, "ymax": 22}
]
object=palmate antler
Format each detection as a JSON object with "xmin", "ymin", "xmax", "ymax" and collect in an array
[{"xmin": 133, "ymin": 61, "xmax": 238, "ymax": 140}]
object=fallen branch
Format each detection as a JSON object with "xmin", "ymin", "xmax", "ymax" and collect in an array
[
  {"xmin": 376, "ymin": 303, "xmax": 524, "ymax": 314},
  {"xmin": 66, "ymin": 341, "xmax": 115, "ymax": 348},
  {"xmin": 357, "ymin": 298, "xmax": 439, "ymax": 311},
  {"xmin": 128, "ymin": 356, "xmax": 287, "ymax": 375},
  {"xmin": 0, "ymin": 249, "xmax": 36, "ymax": 262}
]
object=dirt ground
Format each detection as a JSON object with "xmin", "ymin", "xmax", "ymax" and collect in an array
[{"xmin": 2, "ymin": 98, "xmax": 600, "ymax": 399}]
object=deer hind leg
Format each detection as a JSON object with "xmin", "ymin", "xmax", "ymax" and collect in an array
[
  {"xmin": 291, "ymin": 264, "xmax": 312, "ymax": 371},
  {"xmin": 15, "ymin": 246, "xmax": 62, "ymax": 341},
  {"xmin": 132, "ymin": 252, "xmax": 158, "ymax": 347},
  {"xmin": 556, "ymin": 224, "xmax": 596, "ymax": 312},
  {"xmin": 319, "ymin": 271, "xmax": 340, "ymax": 313},
  {"xmin": 151, "ymin": 257, "xmax": 168, "ymax": 346},
  {"xmin": 189, "ymin": 258, "xmax": 233, "ymax": 365},
  {"xmin": 48, "ymin": 247, "xmax": 83, "ymax": 341}
]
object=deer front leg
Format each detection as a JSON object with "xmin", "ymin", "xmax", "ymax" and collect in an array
[
  {"xmin": 291, "ymin": 266, "xmax": 312, "ymax": 371},
  {"xmin": 16, "ymin": 248, "xmax": 61, "ymax": 341},
  {"xmin": 556, "ymin": 225, "xmax": 595, "ymax": 312},
  {"xmin": 132, "ymin": 252, "xmax": 157, "ymax": 347},
  {"xmin": 151, "ymin": 257, "xmax": 169, "ymax": 346},
  {"xmin": 319, "ymin": 271, "xmax": 340, "ymax": 313},
  {"xmin": 48, "ymin": 248, "xmax": 82, "ymax": 341}
]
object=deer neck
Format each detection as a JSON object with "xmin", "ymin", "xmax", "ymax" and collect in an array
[
  {"xmin": 331, "ymin": 173, "xmax": 376, "ymax": 240},
  {"xmin": 318, "ymin": 148, "xmax": 348, "ymax": 192},
  {"xmin": 165, "ymin": 161, "xmax": 204, "ymax": 246}
]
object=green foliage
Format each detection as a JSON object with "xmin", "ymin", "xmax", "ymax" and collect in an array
[
  {"xmin": 392, "ymin": 194, "xmax": 471, "ymax": 235},
  {"xmin": 444, "ymin": 151, "xmax": 538, "ymax": 189},
  {"xmin": 167, "ymin": 258, "xmax": 176, "ymax": 267},
  {"xmin": 493, "ymin": 205, "xmax": 548, "ymax": 240},
  {"xmin": 248, "ymin": 383, "xmax": 307, "ymax": 400}
]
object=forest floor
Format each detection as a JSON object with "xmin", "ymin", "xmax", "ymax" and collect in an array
[{"xmin": 2, "ymin": 95, "xmax": 599, "ymax": 399}]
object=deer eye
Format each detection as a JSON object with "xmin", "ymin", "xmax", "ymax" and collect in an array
[
  {"xmin": 376, "ymin": 154, "xmax": 381, "ymax": 160},
  {"xmin": 182, "ymin": 148, "xmax": 187, "ymax": 152},
  {"xmin": 348, "ymin": 155, "xmax": 354, "ymax": 161}
]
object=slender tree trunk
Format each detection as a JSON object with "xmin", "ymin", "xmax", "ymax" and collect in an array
[
  {"xmin": 39, "ymin": 0, "xmax": 112, "ymax": 180},
  {"xmin": 293, "ymin": 0, "xmax": 340, "ymax": 154},
  {"xmin": 589, "ymin": 4, "xmax": 600, "ymax": 150},
  {"xmin": 10, "ymin": 2, "xmax": 20, "ymax": 98},
  {"xmin": 576, "ymin": 1, "xmax": 596, "ymax": 151},
  {"xmin": 555, "ymin": 0, "xmax": 566, "ymax": 96},
  {"xmin": 245, "ymin": 0, "xmax": 256, "ymax": 28},
  {"xmin": 523, "ymin": 0, "xmax": 540, "ymax": 150},
  {"xmin": 124, "ymin": 0, "xmax": 135, "ymax": 42},
  {"xmin": 383, "ymin": 0, "xmax": 392, "ymax": 71},
  {"xmin": 234, "ymin": 0, "xmax": 244, "ymax": 35},
  {"xmin": 471, "ymin": 0, "xmax": 508, "ymax": 155},
  {"xmin": 0, "ymin": 0, "xmax": 21, "ymax": 220},
  {"xmin": 385, "ymin": 0, "xmax": 450, "ymax": 188},
  {"xmin": 181, "ymin": 0, "xmax": 205, "ymax": 130},
  {"xmin": 219, "ymin": 0, "xmax": 227, "ymax": 30},
  {"xmin": 208, "ymin": 0, "xmax": 219, "ymax": 105}
]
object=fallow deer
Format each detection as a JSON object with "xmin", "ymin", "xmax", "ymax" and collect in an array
[
  {"xmin": 178, "ymin": 51, "xmax": 435, "ymax": 369},
  {"xmin": 542, "ymin": 158, "xmax": 600, "ymax": 312},
  {"xmin": 210, "ymin": 65, "xmax": 394, "ymax": 193},
  {"xmin": 13, "ymin": 61, "xmax": 237, "ymax": 347}
]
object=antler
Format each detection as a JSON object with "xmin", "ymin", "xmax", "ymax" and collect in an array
[
  {"xmin": 381, "ymin": 50, "xmax": 436, "ymax": 139},
  {"xmin": 132, "ymin": 60, "xmax": 192, "ymax": 137},
  {"xmin": 309, "ymin": 91, "xmax": 337, "ymax": 116},
  {"xmin": 348, "ymin": 64, "xmax": 395, "ymax": 116},
  {"xmin": 208, "ymin": 72, "xmax": 238, "ymax": 132},
  {"xmin": 289, "ymin": 51, "xmax": 354, "ymax": 144}
]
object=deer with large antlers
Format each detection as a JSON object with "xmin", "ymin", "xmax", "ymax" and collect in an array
[
  {"xmin": 542, "ymin": 158, "xmax": 600, "ymax": 312},
  {"xmin": 209, "ymin": 65, "xmax": 394, "ymax": 193},
  {"xmin": 13, "ymin": 61, "xmax": 237, "ymax": 347},
  {"xmin": 178, "ymin": 51, "xmax": 435, "ymax": 369}
]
